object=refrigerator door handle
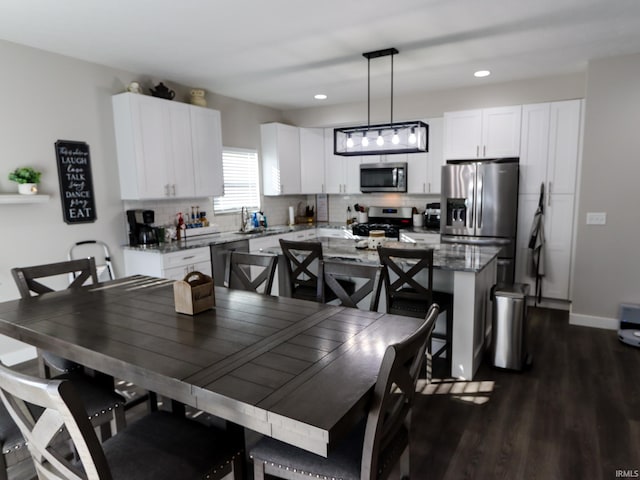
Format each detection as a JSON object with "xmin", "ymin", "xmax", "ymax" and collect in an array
[
  {"xmin": 477, "ymin": 174, "xmax": 484, "ymax": 229},
  {"xmin": 468, "ymin": 182, "xmax": 475, "ymax": 229}
]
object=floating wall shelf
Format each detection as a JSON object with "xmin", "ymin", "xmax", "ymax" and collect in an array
[{"xmin": 0, "ymin": 194, "xmax": 51, "ymax": 204}]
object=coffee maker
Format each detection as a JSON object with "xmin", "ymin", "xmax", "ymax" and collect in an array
[
  {"xmin": 126, "ymin": 209, "xmax": 158, "ymax": 246},
  {"xmin": 424, "ymin": 202, "xmax": 441, "ymax": 229}
]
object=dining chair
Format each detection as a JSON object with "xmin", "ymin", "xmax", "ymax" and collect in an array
[
  {"xmin": 319, "ymin": 260, "xmax": 382, "ymax": 311},
  {"xmin": 279, "ymin": 239, "xmax": 324, "ymax": 302},
  {"xmin": 0, "ymin": 401, "xmax": 33, "ymax": 480},
  {"xmin": 224, "ymin": 251, "xmax": 278, "ymax": 295},
  {"xmin": 11, "ymin": 258, "xmax": 127, "ymax": 440},
  {"xmin": 0, "ymin": 362, "xmax": 244, "ymax": 480},
  {"xmin": 377, "ymin": 246, "xmax": 454, "ymax": 375},
  {"xmin": 250, "ymin": 304, "xmax": 440, "ymax": 480},
  {"xmin": 11, "ymin": 258, "xmax": 99, "ymax": 377},
  {"xmin": 279, "ymin": 239, "xmax": 354, "ymax": 303}
]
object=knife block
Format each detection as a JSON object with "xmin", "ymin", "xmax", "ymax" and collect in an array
[{"xmin": 173, "ymin": 271, "xmax": 215, "ymax": 315}]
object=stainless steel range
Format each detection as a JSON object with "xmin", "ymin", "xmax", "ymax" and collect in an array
[{"xmin": 352, "ymin": 206, "xmax": 413, "ymax": 240}]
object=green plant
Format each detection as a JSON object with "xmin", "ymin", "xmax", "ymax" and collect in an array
[{"xmin": 8, "ymin": 167, "xmax": 41, "ymax": 184}]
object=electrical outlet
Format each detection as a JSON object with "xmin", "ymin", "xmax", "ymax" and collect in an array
[{"xmin": 586, "ymin": 212, "xmax": 607, "ymax": 225}]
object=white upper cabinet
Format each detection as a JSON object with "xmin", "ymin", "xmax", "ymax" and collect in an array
[
  {"xmin": 261, "ymin": 123, "xmax": 301, "ymax": 195},
  {"xmin": 324, "ymin": 128, "xmax": 361, "ymax": 194},
  {"xmin": 112, "ymin": 93, "xmax": 223, "ymax": 200},
  {"xmin": 444, "ymin": 106, "xmax": 522, "ymax": 160},
  {"xmin": 299, "ymin": 127, "xmax": 325, "ymax": 194},
  {"xmin": 520, "ymin": 100, "xmax": 582, "ymax": 195},
  {"xmin": 191, "ymin": 106, "xmax": 224, "ymax": 197},
  {"xmin": 405, "ymin": 117, "xmax": 444, "ymax": 194}
]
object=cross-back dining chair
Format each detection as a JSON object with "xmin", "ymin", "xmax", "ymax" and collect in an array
[
  {"xmin": 224, "ymin": 251, "xmax": 278, "ymax": 295},
  {"xmin": 10, "ymin": 258, "xmax": 127, "ymax": 441},
  {"xmin": 11, "ymin": 258, "xmax": 99, "ymax": 377},
  {"xmin": 0, "ymin": 362, "xmax": 244, "ymax": 480},
  {"xmin": 319, "ymin": 260, "xmax": 382, "ymax": 311},
  {"xmin": 377, "ymin": 246, "xmax": 454, "ymax": 375},
  {"xmin": 279, "ymin": 239, "xmax": 355, "ymax": 303},
  {"xmin": 279, "ymin": 239, "xmax": 324, "ymax": 302},
  {"xmin": 250, "ymin": 303, "xmax": 440, "ymax": 480}
]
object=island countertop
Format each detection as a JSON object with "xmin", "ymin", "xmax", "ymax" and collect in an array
[{"xmin": 265, "ymin": 237, "xmax": 500, "ymax": 274}]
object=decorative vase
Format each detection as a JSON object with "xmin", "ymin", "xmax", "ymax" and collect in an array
[
  {"xmin": 18, "ymin": 183, "xmax": 38, "ymax": 195},
  {"xmin": 190, "ymin": 89, "xmax": 207, "ymax": 107}
]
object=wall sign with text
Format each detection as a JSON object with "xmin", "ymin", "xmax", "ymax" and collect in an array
[{"xmin": 55, "ymin": 140, "xmax": 97, "ymax": 224}]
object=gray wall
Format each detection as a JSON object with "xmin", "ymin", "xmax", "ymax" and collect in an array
[
  {"xmin": 0, "ymin": 40, "xmax": 284, "ymax": 362},
  {"xmin": 571, "ymin": 53, "xmax": 640, "ymax": 324}
]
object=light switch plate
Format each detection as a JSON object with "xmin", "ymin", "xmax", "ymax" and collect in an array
[{"xmin": 586, "ymin": 212, "xmax": 607, "ymax": 225}]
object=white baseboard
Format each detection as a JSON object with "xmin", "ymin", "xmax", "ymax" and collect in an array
[
  {"xmin": 569, "ymin": 312, "xmax": 618, "ymax": 330},
  {"xmin": 527, "ymin": 297, "xmax": 571, "ymax": 311},
  {"xmin": 0, "ymin": 346, "xmax": 37, "ymax": 366}
]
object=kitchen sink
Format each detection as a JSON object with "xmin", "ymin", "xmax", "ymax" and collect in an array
[{"xmin": 235, "ymin": 227, "xmax": 292, "ymax": 235}]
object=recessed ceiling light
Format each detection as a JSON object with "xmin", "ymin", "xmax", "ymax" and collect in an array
[
  {"xmin": 314, "ymin": 94, "xmax": 327, "ymax": 100},
  {"xmin": 474, "ymin": 70, "xmax": 491, "ymax": 78}
]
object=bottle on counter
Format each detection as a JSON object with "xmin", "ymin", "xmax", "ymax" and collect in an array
[
  {"xmin": 176, "ymin": 212, "xmax": 185, "ymax": 240},
  {"xmin": 346, "ymin": 206, "xmax": 352, "ymax": 225},
  {"xmin": 200, "ymin": 211, "xmax": 209, "ymax": 227}
]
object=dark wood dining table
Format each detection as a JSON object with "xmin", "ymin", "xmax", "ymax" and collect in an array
[{"xmin": 0, "ymin": 275, "xmax": 423, "ymax": 457}]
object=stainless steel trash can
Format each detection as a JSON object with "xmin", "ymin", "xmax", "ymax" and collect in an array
[{"xmin": 490, "ymin": 283, "xmax": 530, "ymax": 370}]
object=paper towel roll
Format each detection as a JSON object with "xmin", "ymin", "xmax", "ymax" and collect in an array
[{"xmin": 288, "ymin": 206, "xmax": 295, "ymax": 226}]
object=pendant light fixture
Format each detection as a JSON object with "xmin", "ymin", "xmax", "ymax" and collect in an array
[{"xmin": 334, "ymin": 48, "xmax": 428, "ymax": 156}]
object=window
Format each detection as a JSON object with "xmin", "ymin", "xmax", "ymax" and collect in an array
[{"xmin": 213, "ymin": 148, "xmax": 260, "ymax": 213}]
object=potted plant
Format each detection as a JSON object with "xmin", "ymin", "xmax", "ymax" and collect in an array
[{"xmin": 9, "ymin": 167, "xmax": 42, "ymax": 195}]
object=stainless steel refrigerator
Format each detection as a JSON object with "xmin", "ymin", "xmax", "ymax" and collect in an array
[{"xmin": 440, "ymin": 158, "xmax": 519, "ymax": 284}]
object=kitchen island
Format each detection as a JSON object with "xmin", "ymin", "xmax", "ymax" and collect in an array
[
  {"xmin": 267, "ymin": 237, "xmax": 499, "ymax": 380},
  {"xmin": 122, "ymin": 227, "xmax": 497, "ymax": 379}
]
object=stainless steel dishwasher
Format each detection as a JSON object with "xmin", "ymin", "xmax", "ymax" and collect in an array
[{"xmin": 210, "ymin": 239, "xmax": 250, "ymax": 287}]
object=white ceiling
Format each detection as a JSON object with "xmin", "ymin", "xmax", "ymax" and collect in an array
[{"xmin": 2, "ymin": 0, "xmax": 640, "ymax": 111}]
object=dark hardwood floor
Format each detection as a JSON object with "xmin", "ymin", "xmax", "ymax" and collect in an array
[
  {"xmin": 411, "ymin": 307, "xmax": 640, "ymax": 480},
  {"xmin": 11, "ymin": 307, "xmax": 640, "ymax": 479}
]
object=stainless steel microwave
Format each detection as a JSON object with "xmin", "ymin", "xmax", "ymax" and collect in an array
[{"xmin": 360, "ymin": 162, "xmax": 407, "ymax": 193}]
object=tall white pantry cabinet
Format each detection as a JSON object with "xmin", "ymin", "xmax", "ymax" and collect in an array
[{"xmin": 515, "ymin": 99, "xmax": 583, "ymax": 301}]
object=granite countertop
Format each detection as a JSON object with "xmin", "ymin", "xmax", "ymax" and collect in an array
[
  {"xmin": 263, "ymin": 237, "xmax": 499, "ymax": 274},
  {"xmin": 123, "ymin": 223, "xmax": 350, "ymax": 254}
]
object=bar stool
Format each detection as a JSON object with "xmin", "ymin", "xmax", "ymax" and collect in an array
[{"xmin": 377, "ymin": 246, "xmax": 454, "ymax": 375}]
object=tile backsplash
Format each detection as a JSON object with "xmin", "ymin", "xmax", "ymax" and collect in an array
[
  {"xmin": 122, "ymin": 192, "xmax": 440, "ymax": 234},
  {"xmin": 123, "ymin": 194, "xmax": 308, "ymax": 232}
]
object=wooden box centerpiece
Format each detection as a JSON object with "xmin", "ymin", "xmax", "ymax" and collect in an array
[{"xmin": 173, "ymin": 271, "xmax": 215, "ymax": 315}]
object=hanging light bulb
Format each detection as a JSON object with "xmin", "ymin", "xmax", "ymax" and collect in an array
[
  {"xmin": 346, "ymin": 134, "xmax": 354, "ymax": 148},
  {"xmin": 408, "ymin": 127, "xmax": 417, "ymax": 145},
  {"xmin": 376, "ymin": 131, "xmax": 384, "ymax": 146},
  {"xmin": 361, "ymin": 133, "xmax": 369, "ymax": 147},
  {"xmin": 392, "ymin": 129, "xmax": 400, "ymax": 145}
]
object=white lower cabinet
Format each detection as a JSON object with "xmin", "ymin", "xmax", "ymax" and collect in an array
[
  {"xmin": 123, "ymin": 247, "xmax": 212, "ymax": 281},
  {"xmin": 515, "ymin": 193, "xmax": 575, "ymax": 301},
  {"xmin": 400, "ymin": 232, "xmax": 440, "ymax": 244}
]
